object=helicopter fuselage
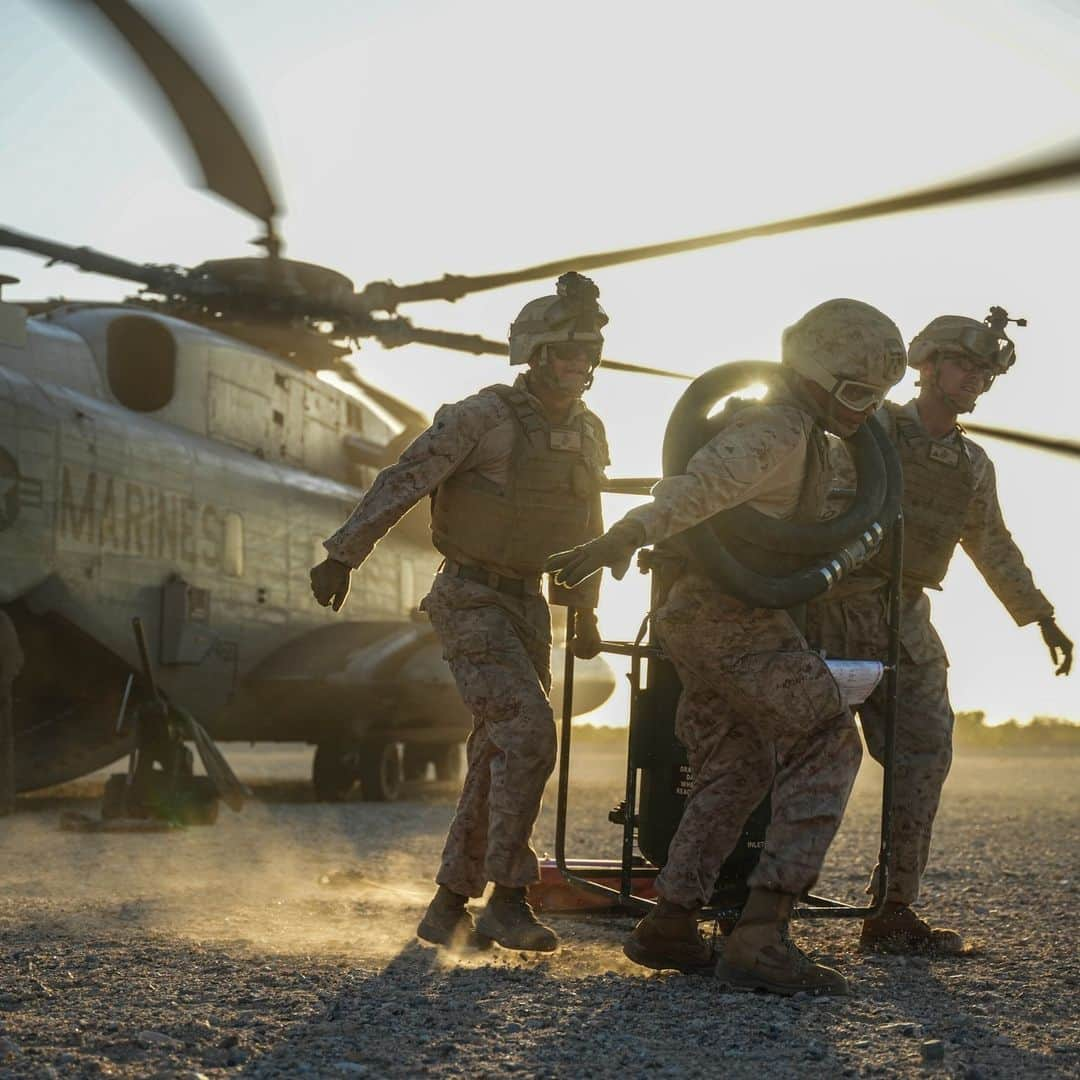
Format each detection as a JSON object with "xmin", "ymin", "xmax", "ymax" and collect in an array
[{"xmin": 0, "ymin": 301, "xmax": 614, "ymax": 793}]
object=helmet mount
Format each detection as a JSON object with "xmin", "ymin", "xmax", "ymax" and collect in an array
[
  {"xmin": 508, "ymin": 272, "xmax": 607, "ymax": 371},
  {"xmin": 910, "ymin": 308, "xmax": 1024, "ymax": 381}
]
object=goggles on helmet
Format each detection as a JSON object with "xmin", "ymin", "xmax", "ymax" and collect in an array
[
  {"xmin": 830, "ymin": 378, "xmax": 886, "ymax": 412},
  {"xmin": 938, "ymin": 325, "xmax": 1014, "ymax": 369},
  {"xmin": 543, "ymin": 339, "xmax": 603, "ymax": 367},
  {"xmin": 788, "ymin": 351, "xmax": 889, "ymax": 413}
]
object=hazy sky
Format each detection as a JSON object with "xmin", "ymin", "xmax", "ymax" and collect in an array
[{"xmin": 3, "ymin": 0, "xmax": 1079, "ymax": 724}]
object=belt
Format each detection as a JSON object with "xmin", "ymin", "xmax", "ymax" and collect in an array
[{"xmin": 440, "ymin": 559, "xmax": 541, "ymax": 598}]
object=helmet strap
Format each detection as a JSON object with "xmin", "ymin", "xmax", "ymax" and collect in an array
[
  {"xmin": 918, "ymin": 356, "xmax": 977, "ymax": 415},
  {"xmin": 529, "ymin": 344, "xmax": 558, "ymax": 392},
  {"xmin": 528, "ymin": 343, "xmax": 594, "ymax": 396}
]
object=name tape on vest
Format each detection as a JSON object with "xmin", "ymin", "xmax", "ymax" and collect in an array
[
  {"xmin": 549, "ymin": 429, "xmax": 583, "ymax": 452},
  {"xmin": 928, "ymin": 443, "xmax": 962, "ymax": 468}
]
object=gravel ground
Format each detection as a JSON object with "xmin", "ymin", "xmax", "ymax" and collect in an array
[{"xmin": 0, "ymin": 739, "xmax": 1076, "ymax": 1079}]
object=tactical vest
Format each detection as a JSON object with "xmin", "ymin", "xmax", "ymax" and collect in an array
[
  {"xmin": 430, "ymin": 385, "xmax": 607, "ymax": 576},
  {"xmin": 869, "ymin": 404, "xmax": 974, "ymax": 589}
]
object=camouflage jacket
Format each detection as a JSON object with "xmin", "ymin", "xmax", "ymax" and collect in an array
[
  {"xmin": 323, "ymin": 375, "xmax": 608, "ymax": 608},
  {"xmin": 620, "ymin": 401, "xmax": 826, "ymax": 546},
  {"xmin": 825, "ymin": 399, "xmax": 1052, "ymax": 627}
]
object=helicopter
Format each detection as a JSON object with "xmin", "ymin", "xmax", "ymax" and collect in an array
[
  {"xmin": 3, "ymin": 0, "xmax": 1079, "ymax": 807},
  {"xmin": 0, "ymin": 0, "xmax": 627, "ymax": 802}
]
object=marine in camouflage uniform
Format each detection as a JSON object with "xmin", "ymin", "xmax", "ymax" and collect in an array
[
  {"xmin": 807, "ymin": 312, "xmax": 1073, "ymax": 954},
  {"xmin": 312, "ymin": 273, "xmax": 611, "ymax": 952},
  {"xmin": 549, "ymin": 299, "xmax": 908, "ymax": 996},
  {"xmin": 0, "ymin": 611, "xmax": 23, "ymax": 815}
]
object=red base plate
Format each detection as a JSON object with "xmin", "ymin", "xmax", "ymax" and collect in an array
[{"xmin": 529, "ymin": 858, "xmax": 658, "ymax": 913}]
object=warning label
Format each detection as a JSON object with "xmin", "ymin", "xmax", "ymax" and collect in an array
[{"xmin": 672, "ymin": 763, "xmax": 694, "ymax": 798}]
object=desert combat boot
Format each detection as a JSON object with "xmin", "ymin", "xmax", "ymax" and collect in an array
[
  {"xmin": 475, "ymin": 885, "xmax": 558, "ymax": 951},
  {"xmin": 860, "ymin": 902, "xmax": 964, "ymax": 955},
  {"xmin": 417, "ymin": 885, "xmax": 489, "ymax": 951},
  {"xmin": 715, "ymin": 888, "xmax": 849, "ymax": 996},
  {"xmin": 623, "ymin": 899, "xmax": 715, "ymax": 973}
]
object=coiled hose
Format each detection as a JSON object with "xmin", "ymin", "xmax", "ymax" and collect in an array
[{"xmin": 661, "ymin": 361, "xmax": 902, "ymax": 609}]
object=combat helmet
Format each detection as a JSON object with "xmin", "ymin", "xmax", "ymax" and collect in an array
[
  {"xmin": 781, "ymin": 298, "xmax": 907, "ymax": 411},
  {"xmin": 508, "ymin": 272, "xmax": 608, "ymax": 368},
  {"xmin": 908, "ymin": 308, "xmax": 1020, "ymax": 376}
]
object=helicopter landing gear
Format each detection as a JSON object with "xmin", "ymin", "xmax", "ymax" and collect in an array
[
  {"xmin": 401, "ymin": 742, "xmax": 463, "ymax": 783},
  {"xmin": 312, "ymin": 738, "xmax": 405, "ymax": 802},
  {"xmin": 312, "ymin": 741, "xmax": 357, "ymax": 802},
  {"xmin": 101, "ymin": 771, "xmax": 220, "ymax": 826},
  {"xmin": 432, "ymin": 742, "xmax": 462, "ymax": 783},
  {"xmin": 78, "ymin": 617, "xmax": 246, "ymax": 831},
  {"xmin": 357, "ymin": 740, "xmax": 403, "ymax": 803},
  {"xmin": 402, "ymin": 744, "xmax": 430, "ymax": 782},
  {"xmin": 312, "ymin": 739, "xmax": 464, "ymax": 801}
]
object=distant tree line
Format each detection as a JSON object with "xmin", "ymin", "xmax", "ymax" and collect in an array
[
  {"xmin": 954, "ymin": 712, "xmax": 1080, "ymax": 752},
  {"xmin": 574, "ymin": 715, "xmax": 1080, "ymax": 753}
]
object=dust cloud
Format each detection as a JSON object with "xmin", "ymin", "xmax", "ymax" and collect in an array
[
  {"xmin": 3, "ymin": 760, "xmax": 434, "ymax": 964},
  {"xmin": 1, "ymin": 735, "xmax": 648, "ymax": 977}
]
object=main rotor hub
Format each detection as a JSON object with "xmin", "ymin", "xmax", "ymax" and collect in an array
[{"xmin": 191, "ymin": 258, "xmax": 356, "ymax": 303}]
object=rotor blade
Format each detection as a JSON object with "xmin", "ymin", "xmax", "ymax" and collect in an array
[
  {"xmin": 962, "ymin": 422, "xmax": 1080, "ymax": 458},
  {"xmin": 601, "ymin": 358, "xmax": 693, "ymax": 380},
  {"xmin": 372, "ymin": 323, "xmax": 507, "ymax": 356},
  {"xmin": 68, "ymin": 0, "xmax": 281, "ymax": 243},
  {"xmin": 0, "ymin": 227, "xmax": 689, "ymax": 384},
  {"xmin": 369, "ymin": 320, "xmax": 694, "ymax": 379},
  {"xmin": 364, "ymin": 140, "xmax": 1080, "ymax": 309},
  {"xmin": 0, "ymin": 226, "xmax": 184, "ymax": 292}
]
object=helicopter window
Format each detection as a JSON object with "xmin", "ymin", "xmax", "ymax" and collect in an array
[
  {"xmin": 273, "ymin": 409, "xmax": 285, "ymax": 426},
  {"xmin": 106, "ymin": 316, "xmax": 176, "ymax": 412},
  {"xmin": 223, "ymin": 511, "xmax": 244, "ymax": 577},
  {"xmin": 274, "ymin": 373, "xmax": 288, "ymax": 390}
]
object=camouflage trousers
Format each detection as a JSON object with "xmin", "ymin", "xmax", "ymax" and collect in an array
[
  {"xmin": 420, "ymin": 573, "xmax": 556, "ymax": 898},
  {"xmin": 807, "ymin": 587, "xmax": 952, "ymax": 906},
  {"xmin": 654, "ymin": 573, "xmax": 862, "ymax": 908}
]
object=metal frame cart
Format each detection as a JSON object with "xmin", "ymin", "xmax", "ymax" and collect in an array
[{"xmin": 552, "ymin": 516, "xmax": 904, "ymax": 924}]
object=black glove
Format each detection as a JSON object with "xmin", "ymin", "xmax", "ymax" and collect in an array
[
  {"xmin": 310, "ymin": 557, "xmax": 352, "ymax": 612},
  {"xmin": 1038, "ymin": 617, "xmax": 1073, "ymax": 676},
  {"xmin": 545, "ymin": 521, "xmax": 644, "ymax": 590},
  {"xmin": 571, "ymin": 611, "xmax": 603, "ymax": 660}
]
